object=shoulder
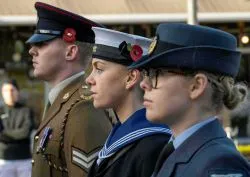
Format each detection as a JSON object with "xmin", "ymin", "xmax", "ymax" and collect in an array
[
  {"xmin": 124, "ymin": 134, "xmax": 170, "ymax": 176},
  {"xmin": 136, "ymin": 134, "xmax": 170, "ymax": 148},
  {"xmin": 66, "ymin": 86, "xmax": 112, "ymax": 125},
  {"xmin": 199, "ymin": 152, "xmax": 250, "ymax": 177},
  {"xmin": 133, "ymin": 134, "xmax": 170, "ymax": 158},
  {"xmin": 67, "ymin": 95, "xmax": 110, "ymax": 124},
  {"xmin": 188, "ymin": 138, "xmax": 250, "ymax": 176},
  {"xmin": 13, "ymin": 103, "xmax": 32, "ymax": 114},
  {"xmin": 63, "ymin": 90, "xmax": 112, "ymax": 143},
  {"xmin": 197, "ymin": 137, "xmax": 242, "ymax": 159}
]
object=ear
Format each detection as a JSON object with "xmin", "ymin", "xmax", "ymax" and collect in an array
[
  {"xmin": 65, "ymin": 44, "xmax": 79, "ymax": 61},
  {"xmin": 125, "ymin": 69, "xmax": 141, "ymax": 90},
  {"xmin": 189, "ymin": 73, "xmax": 209, "ymax": 100}
]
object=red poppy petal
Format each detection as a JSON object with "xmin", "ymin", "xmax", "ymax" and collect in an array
[
  {"xmin": 63, "ymin": 28, "xmax": 76, "ymax": 43},
  {"xmin": 130, "ymin": 45, "xmax": 143, "ymax": 61}
]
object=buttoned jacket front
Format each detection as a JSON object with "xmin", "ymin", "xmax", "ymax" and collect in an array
[{"xmin": 32, "ymin": 75, "xmax": 112, "ymax": 177}]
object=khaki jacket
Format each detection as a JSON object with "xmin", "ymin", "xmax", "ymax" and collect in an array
[{"xmin": 31, "ymin": 75, "xmax": 112, "ymax": 177}]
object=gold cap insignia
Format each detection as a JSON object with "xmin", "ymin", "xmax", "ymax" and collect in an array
[
  {"xmin": 148, "ymin": 36, "xmax": 158, "ymax": 55},
  {"xmin": 93, "ymin": 46, "xmax": 97, "ymax": 53},
  {"xmin": 63, "ymin": 93, "xmax": 69, "ymax": 100}
]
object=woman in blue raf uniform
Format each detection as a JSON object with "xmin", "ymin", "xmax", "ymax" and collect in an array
[
  {"xmin": 129, "ymin": 23, "xmax": 250, "ymax": 177},
  {"xmin": 86, "ymin": 27, "xmax": 172, "ymax": 177}
]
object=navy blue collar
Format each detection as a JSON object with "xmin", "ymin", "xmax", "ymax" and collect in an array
[{"xmin": 97, "ymin": 108, "xmax": 171, "ymax": 165}]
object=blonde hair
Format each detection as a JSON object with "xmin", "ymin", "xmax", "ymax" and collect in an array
[{"xmin": 205, "ymin": 73, "xmax": 247, "ymax": 111}]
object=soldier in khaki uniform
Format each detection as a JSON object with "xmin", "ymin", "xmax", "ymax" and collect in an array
[{"xmin": 26, "ymin": 2, "xmax": 112, "ymax": 177}]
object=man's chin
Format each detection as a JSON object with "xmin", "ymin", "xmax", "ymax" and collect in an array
[
  {"xmin": 33, "ymin": 72, "xmax": 47, "ymax": 80},
  {"xmin": 33, "ymin": 71, "xmax": 40, "ymax": 78}
]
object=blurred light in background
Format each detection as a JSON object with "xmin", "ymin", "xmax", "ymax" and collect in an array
[{"xmin": 241, "ymin": 34, "xmax": 250, "ymax": 44}]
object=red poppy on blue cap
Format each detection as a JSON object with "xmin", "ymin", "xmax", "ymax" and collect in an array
[{"xmin": 63, "ymin": 28, "xmax": 76, "ymax": 43}]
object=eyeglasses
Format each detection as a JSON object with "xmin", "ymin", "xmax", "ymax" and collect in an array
[
  {"xmin": 141, "ymin": 69, "xmax": 160, "ymax": 89},
  {"xmin": 141, "ymin": 68, "xmax": 194, "ymax": 88}
]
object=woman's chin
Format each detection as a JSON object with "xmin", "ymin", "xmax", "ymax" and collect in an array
[{"xmin": 146, "ymin": 111, "xmax": 164, "ymax": 123}]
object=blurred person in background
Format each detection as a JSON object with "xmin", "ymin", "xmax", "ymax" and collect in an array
[
  {"xmin": 0, "ymin": 79, "xmax": 35, "ymax": 177},
  {"xmin": 230, "ymin": 90, "xmax": 250, "ymax": 138},
  {"xmin": 86, "ymin": 27, "xmax": 171, "ymax": 177}
]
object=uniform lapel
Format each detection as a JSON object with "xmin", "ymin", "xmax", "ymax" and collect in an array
[
  {"xmin": 157, "ymin": 119, "xmax": 227, "ymax": 177},
  {"xmin": 36, "ymin": 75, "xmax": 83, "ymax": 133}
]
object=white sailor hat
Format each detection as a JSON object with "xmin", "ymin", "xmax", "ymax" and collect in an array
[{"xmin": 92, "ymin": 27, "xmax": 152, "ymax": 66}]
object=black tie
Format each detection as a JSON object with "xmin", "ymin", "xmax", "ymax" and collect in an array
[{"xmin": 152, "ymin": 141, "xmax": 175, "ymax": 176}]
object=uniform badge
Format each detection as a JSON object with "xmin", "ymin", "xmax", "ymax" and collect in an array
[
  {"xmin": 72, "ymin": 147, "xmax": 99, "ymax": 172},
  {"xmin": 210, "ymin": 174, "xmax": 243, "ymax": 177},
  {"xmin": 63, "ymin": 92, "xmax": 69, "ymax": 100},
  {"xmin": 37, "ymin": 127, "xmax": 53, "ymax": 153},
  {"xmin": 148, "ymin": 36, "xmax": 158, "ymax": 55},
  {"xmin": 209, "ymin": 169, "xmax": 245, "ymax": 177}
]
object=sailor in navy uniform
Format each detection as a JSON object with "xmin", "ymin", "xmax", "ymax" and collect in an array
[
  {"xmin": 129, "ymin": 23, "xmax": 250, "ymax": 177},
  {"xmin": 86, "ymin": 27, "xmax": 172, "ymax": 177}
]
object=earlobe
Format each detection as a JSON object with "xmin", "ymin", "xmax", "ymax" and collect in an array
[
  {"xmin": 125, "ymin": 69, "xmax": 140, "ymax": 90},
  {"xmin": 125, "ymin": 74, "xmax": 133, "ymax": 89},
  {"xmin": 65, "ymin": 44, "xmax": 78, "ymax": 61},
  {"xmin": 189, "ymin": 74, "xmax": 208, "ymax": 100}
]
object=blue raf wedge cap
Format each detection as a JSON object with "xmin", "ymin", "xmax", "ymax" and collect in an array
[{"xmin": 128, "ymin": 23, "xmax": 241, "ymax": 78}]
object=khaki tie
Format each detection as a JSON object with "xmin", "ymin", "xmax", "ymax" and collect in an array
[
  {"xmin": 152, "ymin": 141, "xmax": 175, "ymax": 176},
  {"xmin": 42, "ymin": 101, "xmax": 51, "ymax": 120}
]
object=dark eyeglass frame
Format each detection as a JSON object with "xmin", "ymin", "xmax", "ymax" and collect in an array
[{"xmin": 141, "ymin": 68, "xmax": 195, "ymax": 89}]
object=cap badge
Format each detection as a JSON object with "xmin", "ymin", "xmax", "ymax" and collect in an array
[
  {"xmin": 63, "ymin": 28, "xmax": 76, "ymax": 43},
  {"xmin": 148, "ymin": 36, "xmax": 158, "ymax": 55}
]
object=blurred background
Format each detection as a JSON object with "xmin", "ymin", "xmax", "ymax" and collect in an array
[{"xmin": 0, "ymin": 0, "xmax": 249, "ymax": 159}]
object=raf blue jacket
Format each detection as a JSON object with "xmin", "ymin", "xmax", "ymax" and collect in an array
[{"xmin": 156, "ymin": 119, "xmax": 250, "ymax": 177}]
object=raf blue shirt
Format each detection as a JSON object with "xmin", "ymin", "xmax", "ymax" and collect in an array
[{"xmin": 173, "ymin": 117, "xmax": 217, "ymax": 149}]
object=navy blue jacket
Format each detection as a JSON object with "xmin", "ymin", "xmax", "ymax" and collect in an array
[
  {"xmin": 156, "ymin": 119, "xmax": 250, "ymax": 177},
  {"xmin": 89, "ymin": 134, "xmax": 170, "ymax": 177}
]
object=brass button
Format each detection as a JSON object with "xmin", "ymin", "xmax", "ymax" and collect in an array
[
  {"xmin": 34, "ymin": 136, "xmax": 39, "ymax": 141},
  {"xmin": 63, "ymin": 93, "xmax": 69, "ymax": 99},
  {"xmin": 31, "ymin": 159, "xmax": 35, "ymax": 164}
]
